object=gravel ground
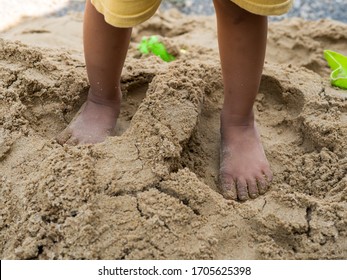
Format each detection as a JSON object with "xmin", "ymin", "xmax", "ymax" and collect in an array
[
  {"xmin": 5, "ymin": 0, "xmax": 347, "ymax": 23},
  {"xmin": 160, "ymin": 0, "xmax": 347, "ymax": 22}
]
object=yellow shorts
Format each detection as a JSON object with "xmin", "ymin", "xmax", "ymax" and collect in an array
[{"xmin": 91, "ymin": 0, "xmax": 293, "ymax": 28}]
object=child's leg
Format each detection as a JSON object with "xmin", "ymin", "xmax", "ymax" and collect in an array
[
  {"xmin": 213, "ymin": 0, "xmax": 272, "ymax": 200},
  {"xmin": 57, "ymin": 0, "xmax": 132, "ymax": 144}
]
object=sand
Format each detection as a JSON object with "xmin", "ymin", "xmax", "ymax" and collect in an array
[{"xmin": 0, "ymin": 10, "xmax": 346, "ymax": 259}]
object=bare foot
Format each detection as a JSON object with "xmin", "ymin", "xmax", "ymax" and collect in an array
[
  {"xmin": 56, "ymin": 90, "xmax": 121, "ymax": 145},
  {"xmin": 219, "ymin": 113, "xmax": 273, "ymax": 201}
]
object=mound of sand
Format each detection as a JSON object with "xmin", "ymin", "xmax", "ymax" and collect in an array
[{"xmin": 0, "ymin": 11, "xmax": 346, "ymax": 259}]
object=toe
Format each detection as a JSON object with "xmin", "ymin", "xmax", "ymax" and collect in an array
[
  {"xmin": 66, "ymin": 137, "xmax": 79, "ymax": 146},
  {"xmin": 247, "ymin": 178, "xmax": 259, "ymax": 199},
  {"xmin": 219, "ymin": 176, "xmax": 238, "ymax": 200},
  {"xmin": 55, "ymin": 129, "xmax": 72, "ymax": 145},
  {"xmin": 236, "ymin": 178, "xmax": 249, "ymax": 201},
  {"xmin": 256, "ymin": 175, "xmax": 269, "ymax": 195},
  {"xmin": 263, "ymin": 168, "xmax": 273, "ymax": 183}
]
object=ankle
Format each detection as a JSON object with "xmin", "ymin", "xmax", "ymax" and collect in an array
[
  {"xmin": 220, "ymin": 110, "xmax": 255, "ymax": 127},
  {"xmin": 87, "ymin": 87, "xmax": 122, "ymax": 106}
]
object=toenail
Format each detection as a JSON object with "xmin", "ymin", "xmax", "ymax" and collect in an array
[{"xmin": 250, "ymin": 193, "xmax": 258, "ymax": 199}]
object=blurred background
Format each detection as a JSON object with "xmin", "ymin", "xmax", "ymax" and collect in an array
[
  {"xmin": 1, "ymin": 0, "xmax": 346, "ymax": 32},
  {"xmin": 161, "ymin": 0, "xmax": 347, "ymax": 21}
]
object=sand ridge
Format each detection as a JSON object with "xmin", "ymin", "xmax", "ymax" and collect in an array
[{"xmin": 0, "ymin": 11, "xmax": 346, "ymax": 259}]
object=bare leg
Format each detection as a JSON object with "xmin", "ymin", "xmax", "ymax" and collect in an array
[
  {"xmin": 57, "ymin": 0, "xmax": 131, "ymax": 144},
  {"xmin": 213, "ymin": 0, "xmax": 272, "ymax": 201}
]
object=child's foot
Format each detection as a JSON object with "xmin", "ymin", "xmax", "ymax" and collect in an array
[
  {"xmin": 219, "ymin": 113, "xmax": 273, "ymax": 201},
  {"xmin": 56, "ymin": 90, "xmax": 121, "ymax": 145}
]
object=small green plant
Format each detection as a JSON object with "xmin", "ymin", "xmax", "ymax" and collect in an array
[{"xmin": 138, "ymin": 36, "xmax": 175, "ymax": 62}]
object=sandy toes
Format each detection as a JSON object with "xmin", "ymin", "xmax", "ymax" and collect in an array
[{"xmin": 219, "ymin": 121, "xmax": 273, "ymax": 201}]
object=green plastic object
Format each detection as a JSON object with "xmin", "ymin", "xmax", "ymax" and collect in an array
[
  {"xmin": 138, "ymin": 36, "xmax": 175, "ymax": 62},
  {"xmin": 324, "ymin": 50, "xmax": 347, "ymax": 89}
]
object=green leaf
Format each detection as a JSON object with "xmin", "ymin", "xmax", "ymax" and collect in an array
[
  {"xmin": 138, "ymin": 38, "xmax": 149, "ymax": 54},
  {"xmin": 138, "ymin": 35, "xmax": 175, "ymax": 62}
]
